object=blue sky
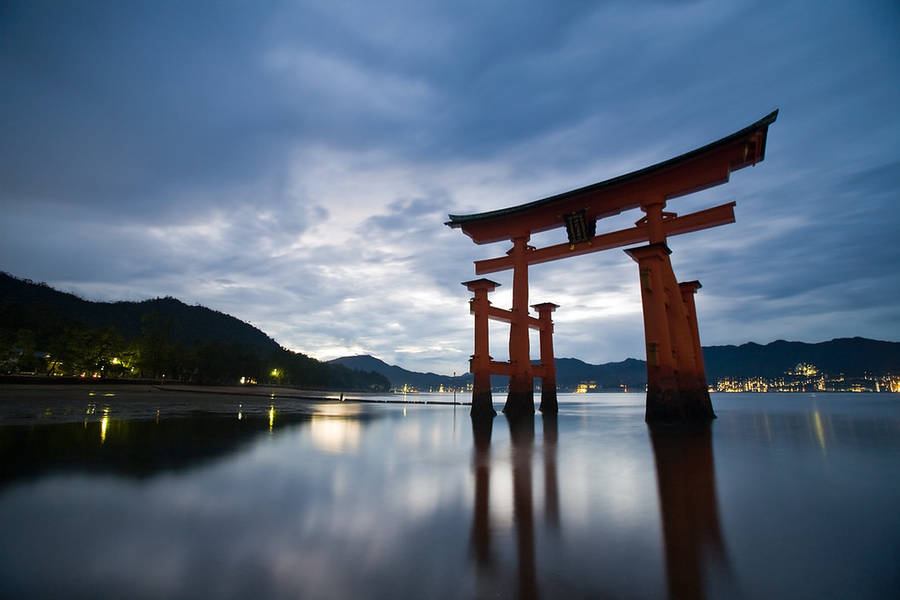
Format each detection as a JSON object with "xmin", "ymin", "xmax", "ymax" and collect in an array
[{"xmin": 2, "ymin": 0, "xmax": 898, "ymax": 374}]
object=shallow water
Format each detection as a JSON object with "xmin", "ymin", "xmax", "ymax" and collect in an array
[{"xmin": 1, "ymin": 390, "xmax": 898, "ymax": 599}]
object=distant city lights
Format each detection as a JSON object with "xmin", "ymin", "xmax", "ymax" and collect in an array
[{"xmin": 714, "ymin": 362, "xmax": 899, "ymax": 393}]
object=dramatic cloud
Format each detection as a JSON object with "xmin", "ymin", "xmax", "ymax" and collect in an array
[{"xmin": 2, "ymin": 0, "xmax": 898, "ymax": 373}]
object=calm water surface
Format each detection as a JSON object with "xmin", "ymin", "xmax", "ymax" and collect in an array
[{"xmin": 1, "ymin": 389, "xmax": 898, "ymax": 599}]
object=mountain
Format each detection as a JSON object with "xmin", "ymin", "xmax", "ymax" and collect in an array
[
  {"xmin": 327, "ymin": 355, "xmax": 469, "ymax": 390},
  {"xmin": 333, "ymin": 337, "xmax": 900, "ymax": 390},
  {"xmin": 702, "ymin": 337, "xmax": 900, "ymax": 380},
  {"xmin": 329, "ymin": 354, "xmax": 646, "ymax": 391},
  {"xmin": 0, "ymin": 272, "xmax": 389, "ymax": 391},
  {"xmin": 0, "ymin": 272, "xmax": 279, "ymax": 352},
  {"xmin": 554, "ymin": 357, "xmax": 647, "ymax": 389}
]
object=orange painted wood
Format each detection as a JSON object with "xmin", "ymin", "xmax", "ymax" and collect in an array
[
  {"xmin": 487, "ymin": 305, "xmax": 544, "ymax": 329},
  {"xmin": 475, "ymin": 202, "xmax": 735, "ymax": 275},
  {"xmin": 488, "ymin": 361, "xmax": 515, "ymax": 376}
]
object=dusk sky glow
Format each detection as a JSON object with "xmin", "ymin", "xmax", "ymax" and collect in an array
[{"xmin": 2, "ymin": 0, "xmax": 898, "ymax": 374}]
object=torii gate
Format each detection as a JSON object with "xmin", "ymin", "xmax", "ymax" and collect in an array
[{"xmin": 448, "ymin": 110, "xmax": 778, "ymax": 422}]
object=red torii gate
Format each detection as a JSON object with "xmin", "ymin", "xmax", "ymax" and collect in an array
[{"xmin": 448, "ymin": 110, "xmax": 778, "ymax": 422}]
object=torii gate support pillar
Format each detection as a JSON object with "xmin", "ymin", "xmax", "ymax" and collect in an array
[
  {"xmin": 532, "ymin": 302, "xmax": 559, "ymax": 415},
  {"xmin": 679, "ymin": 281, "xmax": 709, "ymax": 388},
  {"xmin": 465, "ymin": 279, "xmax": 499, "ymax": 420},
  {"xmin": 626, "ymin": 243, "xmax": 715, "ymax": 422}
]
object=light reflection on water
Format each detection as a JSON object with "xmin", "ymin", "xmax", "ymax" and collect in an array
[
  {"xmin": 0, "ymin": 391, "xmax": 898, "ymax": 599},
  {"xmin": 310, "ymin": 415, "xmax": 362, "ymax": 453}
]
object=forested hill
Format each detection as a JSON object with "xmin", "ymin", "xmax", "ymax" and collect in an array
[
  {"xmin": 0, "ymin": 272, "xmax": 278, "ymax": 352},
  {"xmin": 0, "ymin": 272, "xmax": 389, "ymax": 391}
]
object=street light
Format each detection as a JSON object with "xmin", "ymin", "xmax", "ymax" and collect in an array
[{"xmin": 453, "ymin": 371, "xmax": 457, "ymax": 403}]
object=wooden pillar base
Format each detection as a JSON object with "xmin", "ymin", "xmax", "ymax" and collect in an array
[
  {"xmin": 539, "ymin": 381, "xmax": 557, "ymax": 414},
  {"xmin": 472, "ymin": 393, "xmax": 496, "ymax": 421},
  {"xmin": 469, "ymin": 364, "xmax": 497, "ymax": 420},
  {"xmin": 646, "ymin": 384, "xmax": 715, "ymax": 422},
  {"xmin": 504, "ymin": 375, "xmax": 535, "ymax": 420}
]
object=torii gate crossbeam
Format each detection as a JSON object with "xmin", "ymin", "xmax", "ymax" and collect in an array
[
  {"xmin": 473, "ymin": 202, "xmax": 736, "ymax": 275},
  {"xmin": 448, "ymin": 110, "xmax": 778, "ymax": 423}
]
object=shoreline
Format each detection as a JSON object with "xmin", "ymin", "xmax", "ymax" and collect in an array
[{"xmin": 0, "ymin": 384, "xmax": 471, "ymax": 426}]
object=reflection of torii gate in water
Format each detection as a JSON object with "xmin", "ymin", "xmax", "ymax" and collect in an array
[{"xmin": 448, "ymin": 111, "xmax": 778, "ymax": 422}]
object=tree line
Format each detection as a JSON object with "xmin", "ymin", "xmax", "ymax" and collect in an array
[{"xmin": 0, "ymin": 302, "xmax": 389, "ymax": 391}]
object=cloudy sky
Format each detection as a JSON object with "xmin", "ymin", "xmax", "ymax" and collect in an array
[{"xmin": 2, "ymin": 0, "xmax": 898, "ymax": 374}]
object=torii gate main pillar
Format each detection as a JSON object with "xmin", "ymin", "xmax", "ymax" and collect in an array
[
  {"xmin": 505, "ymin": 236, "xmax": 535, "ymax": 420},
  {"xmin": 626, "ymin": 243, "xmax": 714, "ymax": 421},
  {"xmin": 625, "ymin": 200, "xmax": 714, "ymax": 420}
]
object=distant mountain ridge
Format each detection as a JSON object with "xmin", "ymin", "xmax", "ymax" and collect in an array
[
  {"xmin": 327, "ymin": 355, "xmax": 464, "ymax": 390},
  {"xmin": 329, "ymin": 355, "xmax": 650, "ymax": 390},
  {"xmin": 332, "ymin": 337, "xmax": 900, "ymax": 390},
  {"xmin": 702, "ymin": 337, "xmax": 900, "ymax": 379},
  {"xmin": 554, "ymin": 357, "xmax": 648, "ymax": 389}
]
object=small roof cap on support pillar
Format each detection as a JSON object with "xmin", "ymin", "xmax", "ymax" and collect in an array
[
  {"xmin": 679, "ymin": 280, "xmax": 702, "ymax": 294},
  {"xmin": 624, "ymin": 242, "xmax": 671, "ymax": 262},
  {"xmin": 530, "ymin": 302, "xmax": 560, "ymax": 312},
  {"xmin": 463, "ymin": 278, "xmax": 501, "ymax": 292}
]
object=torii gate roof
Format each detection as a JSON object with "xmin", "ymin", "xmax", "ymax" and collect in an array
[{"xmin": 447, "ymin": 110, "xmax": 778, "ymax": 244}]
